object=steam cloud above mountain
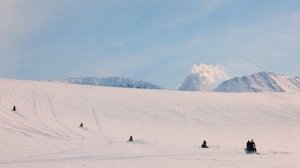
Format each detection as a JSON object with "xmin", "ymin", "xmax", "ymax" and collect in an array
[
  {"xmin": 178, "ymin": 64, "xmax": 228, "ymax": 91},
  {"xmin": 191, "ymin": 64, "xmax": 228, "ymax": 85}
]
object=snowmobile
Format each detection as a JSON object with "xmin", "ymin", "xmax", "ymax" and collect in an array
[
  {"xmin": 201, "ymin": 140, "xmax": 208, "ymax": 148},
  {"xmin": 245, "ymin": 147, "xmax": 257, "ymax": 154},
  {"xmin": 128, "ymin": 136, "xmax": 133, "ymax": 142},
  {"xmin": 245, "ymin": 140, "xmax": 258, "ymax": 154}
]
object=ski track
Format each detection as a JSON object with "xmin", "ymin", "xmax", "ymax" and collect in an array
[
  {"xmin": 1, "ymin": 87, "xmax": 54, "ymax": 137},
  {"xmin": 0, "ymin": 152, "xmax": 208, "ymax": 165},
  {"xmin": 32, "ymin": 87, "xmax": 39, "ymax": 120},
  {"xmin": 0, "ymin": 85, "xmax": 81, "ymax": 139},
  {"xmin": 32, "ymin": 88, "xmax": 72, "ymax": 139},
  {"xmin": 81, "ymin": 95, "xmax": 114, "ymax": 144},
  {"xmin": 23, "ymin": 142, "xmax": 118, "ymax": 161},
  {"xmin": 11, "ymin": 88, "xmax": 65, "ymax": 138},
  {"xmin": 41, "ymin": 89, "xmax": 85, "ymax": 140},
  {"xmin": 0, "ymin": 102, "xmax": 55, "ymax": 138}
]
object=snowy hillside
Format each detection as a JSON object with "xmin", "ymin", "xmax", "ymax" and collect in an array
[
  {"xmin": 61, "ymin": 77, "xmax": 163, "ymax": 89},
  {"xmin": 214, "ymin": 71, "xmax": 300, "ymax": 92},
  {"xmin": 0, "ymin": 78, "xmax": 299, "ymax": 168}
]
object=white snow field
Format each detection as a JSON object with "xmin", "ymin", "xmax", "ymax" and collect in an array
[{"xmin": 0, "ymin": 79, "xmax": 299, "ymax": 168}]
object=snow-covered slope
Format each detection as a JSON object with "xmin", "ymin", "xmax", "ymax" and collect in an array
[
  {"xmin": 214, "ymin": 71, "xmax": 300, "ymax": 92},
  {"xmin": 61, "ymin": 77, "xmax": 163, "ymax": 89},
  {"xmin": 0, "ymin": 78, "xmax": 299, "ymax": 168}
]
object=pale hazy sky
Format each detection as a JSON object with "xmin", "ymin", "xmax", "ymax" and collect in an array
[{"xmin": 1, "ymin": 0, "xmax": 300, "ymax": 88}]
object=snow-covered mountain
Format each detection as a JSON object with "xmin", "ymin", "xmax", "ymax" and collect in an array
[
  {"xmin": 177, "ymin": 74, "xmax": 203, "ymax": 91},
  {"xmin": 214, "ymin": 71, "xmax": 300, "ymax": 92},
  {"xmin": 61, "ymin": 77, "xmax": 163, "ymax": 89},
  {"xmin": 177, "ymin": 64, "xmax": 227, "ymax": 91}
]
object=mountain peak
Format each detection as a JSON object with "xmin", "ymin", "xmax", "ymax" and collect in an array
[
  {"xmin": 177, "ymin": 64, "xmax": 227, "ymax": 91},
  {"xmin": 214, "ymin": 72, "xmax": 300, "ymax": 92}
]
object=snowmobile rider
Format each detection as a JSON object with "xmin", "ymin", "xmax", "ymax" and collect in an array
[
  {"xmin": 249, "ymin": 140, "xmax": 256, "ymax": 150},
  {"xmin": 201, "ymin": 140, "xmax": 208, "ymax": 148},
  {"xmin": 246, "ymin": 140, "xmax": 250, "ymax": 150},
  {"xmin": 245, "ymin": 139, "xmax": 257, "ymax": 153},
  {"xmin": 128, "ymin": 136, "xmax": 133, "ymax": 142}
]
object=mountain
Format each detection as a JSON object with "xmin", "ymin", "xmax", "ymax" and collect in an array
[
  {"xmin": 177, "ymin": 74, "xmax": 203, "ymax": 91},
  {"xmin": 177, "ymin": 64, "xmax": 227, "ymax": 91},
  {"xmin": 61, "ymin": 77, "xmax": 163, "ymax": 89},
  {"xmin": 214, "ymin": 71, "xmax": 300, "ymax": 92}
]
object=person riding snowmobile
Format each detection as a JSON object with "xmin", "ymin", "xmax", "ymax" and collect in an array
[
  {"xmin": 245, "ymin": 139, "xmax": 257, "ymax": 154},
  {"xmin": 201, "ymin": 140, "xmax": 208, "ymax": 148}
]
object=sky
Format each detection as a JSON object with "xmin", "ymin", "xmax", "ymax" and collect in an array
[{"xmin": 1, "ymin": 0, "xmax": 300, "ymax": 88}]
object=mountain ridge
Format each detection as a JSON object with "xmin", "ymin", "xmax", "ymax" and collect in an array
[
  {"xmin": 214, "ymin": 71, "xmax": 300, "ymax": 92},
  {"xmin": 60, "ymin": 76, "xmax": 163, "ymax": 90}
]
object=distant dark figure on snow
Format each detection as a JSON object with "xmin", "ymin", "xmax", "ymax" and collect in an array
[
  {"xmin": 128, "ymin": 136, "xmax": 133, "ymax": 142},
  {"xmin": 249, "ymin": 140, "xmax": 256, "ymax": 150},
  {"xmin": 246, "ymin": 140, "xmax": 250, "ymax": 150},
  {"xmin": 12, "ymin": 106, "xmax": 16, "ymax": 111},
  {"xmin": 201, "ymin": 140, "xmax": 208, "ymax": 148},
  {"xmin": 245, "ymin": 139, "xmax": 257, "ymax": 154},
  {"xmin": 79, "ymin": 123, "xmax": 83, "ymax": 128}
]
